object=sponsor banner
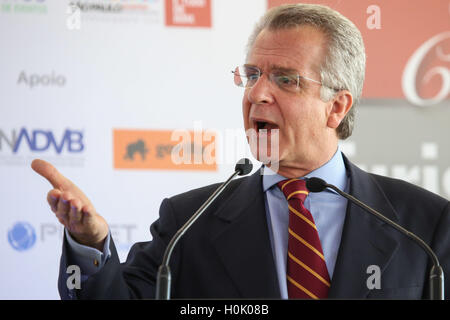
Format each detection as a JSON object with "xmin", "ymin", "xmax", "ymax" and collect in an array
[
  {"xmin": 268, "ymin": 0, "xmax": 450, "ymax": 106},
  {"xmin": 0, "ymin": 127, "xmax": 85, "ymax": 167},
  {"xmin": 113, "ymin": 129, "xmax": 217, "ymax": 171},
  {"xmin": 165, "ymin": 0, "xmax": 211, "ymax": 27}
]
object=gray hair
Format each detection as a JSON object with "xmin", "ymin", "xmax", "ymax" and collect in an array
[{"xmin": 246, "ymin": 4, "xmax": 366, "ymax": 139}]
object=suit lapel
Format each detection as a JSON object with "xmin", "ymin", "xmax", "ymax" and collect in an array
[
  {"xmin": 207, "ymin": 158, "xmax": 402, "ymax": 299},
  {"xmin": 211, "ymin": 168, "xmax": 281, "ymax": 298},
  {"xmin": 329, "ymin": 158, "xmax": 400, "ymax": 298}
]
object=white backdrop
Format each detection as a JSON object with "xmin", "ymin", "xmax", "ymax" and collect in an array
[
  {"xmin": 1, "ymin": 0, "xmax": 266, "ymax": 299},
  {"xmin": 0, "ymin": 0, "xmax": 448, "ymax": 299}
]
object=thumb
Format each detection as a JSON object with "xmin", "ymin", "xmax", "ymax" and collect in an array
[{"xmin": 31, "ymin": 159, "xmax": 72, "ymax": 190}]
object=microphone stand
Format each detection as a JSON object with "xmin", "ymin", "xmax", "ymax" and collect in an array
[
  {"xmin": 156, "ymin": 160, "xmax": 252, "ymax": 300},
  {"xmin": 322, "ymin": 181, "xmax": 444, "ymax": 300}
]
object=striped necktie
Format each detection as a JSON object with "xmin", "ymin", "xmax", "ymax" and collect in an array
[{"xmin": 277, "ymin": 178, "xmax": 330, "ymax": 299}]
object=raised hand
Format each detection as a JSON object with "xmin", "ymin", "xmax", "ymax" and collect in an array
[{"xmin": 31, "ymin": 159, "xmax": 109, "ymax": 251}]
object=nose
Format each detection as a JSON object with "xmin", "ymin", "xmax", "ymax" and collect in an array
[{"xmin": 247, "ymin": 73, "xmax": 275, "ymax": 105}]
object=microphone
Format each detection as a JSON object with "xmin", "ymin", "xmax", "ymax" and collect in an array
[
  {"xmin": 305, "ymin": 177, "xmax": 444, "ymax": 300},
  {"xmin": 155, "ymin": 158, "xmax": 253, "ymax": 300}
]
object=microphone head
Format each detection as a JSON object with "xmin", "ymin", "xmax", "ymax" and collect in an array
[
  {"xmin": 306, "ymin": 177, "xmax": 328, "ymax": 193},
  {"xmin": 235, "ymin": 158, "xmax": 253, "ymax": 176}
]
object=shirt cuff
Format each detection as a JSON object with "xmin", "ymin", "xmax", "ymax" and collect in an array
[{"xmin": 64, "ymin": 228, "xmax": 111, "ymax": 277}]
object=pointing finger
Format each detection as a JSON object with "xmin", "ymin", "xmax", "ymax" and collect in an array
[{"xmin": 31, "ymin": 159, "xmax": 72, "ymax": 190}]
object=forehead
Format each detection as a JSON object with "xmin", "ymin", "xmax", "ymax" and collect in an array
[{"xmin": 247, "ymin": 26, "xmax": 328, "ymax": 74}]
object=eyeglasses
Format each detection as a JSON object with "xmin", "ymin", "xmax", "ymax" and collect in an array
[{"xmin": 232, "ymin": 65, "xmax": 325, "ymax": 93}]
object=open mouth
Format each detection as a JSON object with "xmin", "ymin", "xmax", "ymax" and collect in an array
[
  {"xmin": 255, "ymin": 120, "xmax": 279, "ymax": 133},
  {"xmin": 256, "ymin": 121, "xmax": 267, "ymax": 130}
]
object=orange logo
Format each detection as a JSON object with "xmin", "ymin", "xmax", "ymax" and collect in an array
[
  {"xmin": 165, "ymin": 0, "xmax": 211, "ymax": 28},
  {"xmin": 113, "ymin": 129, "xmax": 217, "ymax": 171}
]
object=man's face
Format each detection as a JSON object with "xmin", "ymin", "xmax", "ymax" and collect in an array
[{"xmin": 243, "ymin": 26, "xmax": 336, "ymax": 176}]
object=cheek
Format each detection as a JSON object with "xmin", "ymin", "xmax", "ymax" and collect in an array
[
  {"xmin": 283, "ymin": 106, "xmax": 318, "ymax": 141},
  {"xmin": 242, "ymin": 94, "xmax": 251, "ymax": 130}
]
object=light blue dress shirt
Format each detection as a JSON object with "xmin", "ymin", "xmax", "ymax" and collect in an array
[
  {"xmin": 263, "ymin": 149, "xmax": 348, "ymax": 299},
  {"xmin": 65, "ymin": 228, "xmax": 111, "ymax": 278},
  {"xmin": 66, "ymin": 149, "xmax": 348, "ymax": 299}
]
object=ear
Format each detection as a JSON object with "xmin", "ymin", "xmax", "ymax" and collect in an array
[{"xmin": 326, "ymin": 90, "xmax": 353, "ymax": 129}]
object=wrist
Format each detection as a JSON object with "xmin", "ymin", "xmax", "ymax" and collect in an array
[{"xmin": 69, "ymin": 231, "xmax": 107, "ymax": 251}]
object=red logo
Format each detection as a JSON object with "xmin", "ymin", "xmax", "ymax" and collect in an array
[
  {"xmin": 165, "ymin": 0, "xmax": 211, "ymax": 28},
  {"xmin": 268, "ymin": 0, "xmax": 450, "ymax": 106}
]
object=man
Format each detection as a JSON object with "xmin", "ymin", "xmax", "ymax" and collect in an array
[{"xmin": 32, "ymin": 4, "xmax": 449, "ymax": 299}]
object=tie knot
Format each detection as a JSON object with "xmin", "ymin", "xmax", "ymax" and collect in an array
[{"xmin": 277, "ymin": 178, "xmax": 309, "ymax": 203}]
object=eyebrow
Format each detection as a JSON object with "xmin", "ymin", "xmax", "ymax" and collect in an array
[
  {"xmin": 244, "ymin": 63, "xmax": 300, "ymax": 74},
  {"xmin": 269, "ymin": 65, "xmax": 299, "ymax": 74}
]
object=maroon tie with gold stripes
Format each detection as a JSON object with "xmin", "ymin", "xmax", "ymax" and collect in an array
[{"xmin": 277, "ymin": 178, "xmax": 331, "ymax": 299}]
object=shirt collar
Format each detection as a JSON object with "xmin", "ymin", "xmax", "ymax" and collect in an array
[{"xmin": 262, "ymin": 148, "xmax": 348, "ymax": 193}]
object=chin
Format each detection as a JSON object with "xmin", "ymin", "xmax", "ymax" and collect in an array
[{"xmin": 252, "ymin": 143, "xmax": 283, "ymax": 166}]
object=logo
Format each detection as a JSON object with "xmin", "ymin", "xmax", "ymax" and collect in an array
[
  {"xmin": 165, "ymin": 0, "xmax": 211, "ymax": 28},
  {"xmin": 113, "ymin": 128, "xmax": 217, "ymax": 170},
  {"xmin": 402, "ymin": 31, "xmax": 450, "ymax": 107},
  {"xmin": 0, "ymin": 128, "xmax": 85, "ymax": 167},
  {"xmin": 17, "ymin": 71, "xmax": 66, "ymax": 89},
  {"xmin": 69, "ymin": 0, "xmax": 162, "ymax": 25},
  {"xmin": 0, "ymin": 128, "xmax": 84, "ymax": 154},
  {"xmin": 8, "ymin": 222, "xmax": 37, "ymax": 251},
  {"xmin": 69, "ymin": 1, "xmax": 122, "ymax": 13},
  {"xmin": 268, "ymin": 0, "xmax": 449, "ymax": 105},
  {"xmin": 124, "ymin": 139, "xmax": 149, "ymax": 160},
  {"xmin": 0, "ymin": 0, "xmax": 47, "ymax": 15},
  {"xmin": 7, "ymin": 222, "xmax": 136, "ymax": 253}
]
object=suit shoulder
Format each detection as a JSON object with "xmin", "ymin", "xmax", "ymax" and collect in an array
[
  {"xmin": 364, "ymin": 173, "xmax": 449, "ymax": 244},
  {"xmin": 170, "ymin": 176, "xmax": 247, "ymax": 201},
  {"xmin": 162, "ymin": 175, "xmax": 250, "ymax": 218},
  {"xmin": 369, "ymin": 173, "xmax": 449, "ymax": 215}
]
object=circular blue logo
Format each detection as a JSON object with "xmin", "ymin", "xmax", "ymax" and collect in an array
[{"xmin": 8, "ymin": 222, "xmax": 36, "ymax": 251}]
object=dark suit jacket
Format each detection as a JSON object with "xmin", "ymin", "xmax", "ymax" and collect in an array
[{"xmin": 58, "ymin": 157, "xmax": 450, "ymax": 299}]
